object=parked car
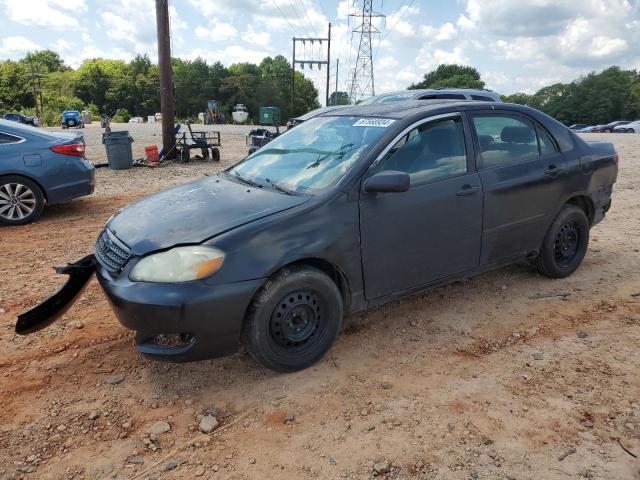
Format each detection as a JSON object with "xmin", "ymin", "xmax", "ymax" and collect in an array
[
  {"xmin": 359, "ymin": 88, "xmax": 503, "ymax": 105},
  {"xmin": 286, "ymin": 106, "xmax": 348, "ymax": 130},
  {"xmin": 0, "ymin": 119, "xmax": 95, "ymax": 226},
  {"xmin": 128, "ymin": 117, "xmax": 144, "ymax": 123},
  {"xmin": 17, "ymin": 101, "xmax": 617, "ymax": 372},
  {"xmin": 576, "ymin": 126, "xmax": 597, "ymax": 133},
  {"xmin": 568, "ymin": 124, "xmax": 589, "ymax": 131},
  {"xmin": 3, "ymin": 113, "xmax": 39, "ymax": 127},
  {"xmin": 613, "ymin": 120, "xmax": 640, "ymax": 133},
  {"xmin": 592, "ymin": 121, "xmax": 630, "ymax": 133},
  {"xmin": 285, "ymin": 89, "xmax": 502, "ymax": 131},
  {"xmin": 61, "ymin": 110, "xmax": 84, "ymax": 129}
]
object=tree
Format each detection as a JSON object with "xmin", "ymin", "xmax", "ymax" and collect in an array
[
  {"xmin": 0, "ymin": 60, "xmax": 32, "ymax": 112},
  {"xmin": 22, "ymin": 50, "xmax": 67, "ymax": 73},
  {"xmin": 329, "ymin": 91, "xmax": 350, "ymax": 105},
  {"xmin": 410, "ymin": 64, "xmax": 485, "ymax": 90}
]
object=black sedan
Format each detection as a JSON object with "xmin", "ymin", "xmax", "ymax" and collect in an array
[{"xmin": 18, "ymin": 101, "xmax": 618, "ymax": 372}]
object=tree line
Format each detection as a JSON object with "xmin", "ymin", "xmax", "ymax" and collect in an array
[
  {"xmin": 2, "ymin": 52, "xmax": 639, "ymax": 127},
  {"xmin": 410, "ymin": 64, "xmax": 640, "ymax": 126},
  {"xmin": 0, "ymin": 50, "xmax": 320, "ymax": 126}
]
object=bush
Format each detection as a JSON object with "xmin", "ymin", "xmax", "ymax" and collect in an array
[{"xmin": 111, "ymin": 108, "xmax": 131, "ymax": 123}]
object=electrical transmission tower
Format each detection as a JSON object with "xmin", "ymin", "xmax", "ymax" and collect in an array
[{"xmin": 348, "ymin": 0, "xmax": 384, "ymax": 104}]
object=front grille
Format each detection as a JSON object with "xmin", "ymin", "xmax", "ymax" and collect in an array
[{"xmin": 95, "ymin": 228, "xmax": 131, "ymax": 273}]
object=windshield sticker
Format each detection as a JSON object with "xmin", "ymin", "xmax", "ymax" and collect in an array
[{"xmin": 352, "ymin": 118, "xmax": 396, "ymax": 128}]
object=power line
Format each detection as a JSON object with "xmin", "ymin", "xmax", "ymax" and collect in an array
[
  {"xmin": 269, "ymin": 0, "xmax": 301, "ymax": 37},
  {"xmin": 381, "ymin": 0, "xmax": 414, "ymax": 40}
]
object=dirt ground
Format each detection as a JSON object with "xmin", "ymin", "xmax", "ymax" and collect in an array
[{"xmin": 0, "ymin": 127, "xmax": 639, "ymax": 480}]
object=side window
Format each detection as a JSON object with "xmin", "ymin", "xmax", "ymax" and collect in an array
[
  {"xmin": 0, "ymin": 132, "xmax": 21, "ymax": 145},
  {"xmin": 537, "ymin": 125, "xmax": 557, "ymax": 155},
  {"xmin": 472, "ymin": 115, "xmax": 538, "ymax": 169},
  {"xmin": 375, "ymin": 117, "xmax": 467, "ymax": 184},
  {"xmin": 471, "ymin": 95, "xmax": 496, "ymax": 102},
  {"xmin": 420, "ymin": 94, "xmax": 466, "ymax": 100}
]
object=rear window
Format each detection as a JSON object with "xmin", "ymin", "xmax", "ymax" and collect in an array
[{"xmin": 0, "ymin": 132, "xmax": 22, "ymax": 144}]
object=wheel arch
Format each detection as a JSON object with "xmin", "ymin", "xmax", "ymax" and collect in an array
[
  {"xmin": 0, "ymin": 173, "xmax": 48, "ymax": 202},
  {"xmin": 246, "ymin": 257, "xmax": 353, "ymax": 319},
  {"xmin": 565, "ymin": 195, "xmax": 594, "ymax": 225}
]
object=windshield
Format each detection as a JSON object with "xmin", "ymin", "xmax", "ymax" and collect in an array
[{"xmin": 229, "ymin": 116, "xmax": 391, "ymax": 194}]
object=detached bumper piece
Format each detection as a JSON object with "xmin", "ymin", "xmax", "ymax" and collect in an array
[{"xmin": 15, "ymin": 254, "xmax": 96, "ymax": 335}]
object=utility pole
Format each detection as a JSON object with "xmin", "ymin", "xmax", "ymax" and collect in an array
[
  {"xmin": 27, "ymin": 65, "xmax": 44, "ymax": 120},
  {"xmin": 291, "ymin": 23, "xmax": 332, "ymax": 111},
  {"xmin": 334, "ymin": 59, "xmax": 339, "ymax": 105},
  {"xmin": 325, "ymin": 22, "xmax": 331, "ymax": 107},
  {"xmin": 155, "ymin": 0, "xmax": 175, "ymax": 159},
  {"xmin": 349, "ymin": 0, "xmax": 385, "ymax": 104}
]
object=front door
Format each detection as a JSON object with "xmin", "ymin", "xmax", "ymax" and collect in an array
[{"xmin": 359, "ymin": 114, "xmax": 483, "ymax": 299}]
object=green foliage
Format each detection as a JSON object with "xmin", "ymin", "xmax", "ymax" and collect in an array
[
  {"xmin": 329, "ymin": 91, "xmax": 350, "ymax": 105},
  {"xmin": 0, "ymin": 50, "xmax": 318, "ymax": 125},
  {"xmin": 503, "ymin": 66, "xmax": 640, "ymax": 125},
  {"xmin": 410, "ymin": 64, "xmax": 485, "ymax": 90},
  {"xmin": 22, "ymin": 50, "xmax": 68, "ymax": 73}
]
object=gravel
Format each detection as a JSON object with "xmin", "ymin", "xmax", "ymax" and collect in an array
[
  {"xmin": 198, "ymin": 415, "xmax": 219, "ymax": 434},
  {"xmin": 147, "ymin": 421, "xmax": 171, "ymax": 435}
]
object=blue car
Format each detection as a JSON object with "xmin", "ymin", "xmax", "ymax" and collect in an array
[
  {"xmin": 0, "ymin": 119, "xmax": 95, "ymax": 226},
  {"xmin": 61, "ymin": 110, "xmax": 84, "ymax": 129}
]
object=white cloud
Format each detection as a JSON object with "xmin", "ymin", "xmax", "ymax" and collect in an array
[
  {"xmin": 3, "ymin": 0, "xmax": 80, "ymax": 27},
  {"xmin": 0, "ymin": 36, "xmax": 42, "ymax": 57},
  {"xmin": 243, "ymin": 26, "xmax": 271, "ymax": 46},
  {"xmin": 195, "ymin": 23, "xmax": 238, "ymax": 41}
]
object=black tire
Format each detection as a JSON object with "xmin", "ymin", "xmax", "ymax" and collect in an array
[
  {"xmin": 0, "ymin": 175, "xmax": 45, "ymax": 226},
  {"xmin": 211, "ymin": 147, "xmax": 220, "ymax": 161},
  {"xmin": 537, "ymin": 205, "xmax": 589, "ymax": 278},
  {"xmin": 66, "ymin": 119, "xmax": 75, "ymax": 128},
  {"xmin": 180, "ymin": 147, "xmax": 190, "ymax": 163},
  {"xmin": 244, "ymin": 266, "xmax": 343, "ymax": 372}
]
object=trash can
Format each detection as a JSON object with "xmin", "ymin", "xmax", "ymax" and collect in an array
[{"xmin": 102, "ymin": 131, "xmax": 134, "ymax": 170}]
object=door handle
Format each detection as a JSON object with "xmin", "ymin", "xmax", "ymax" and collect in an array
[
  {"xmin": 456, "ymin": 185, "xmax": 480, "ymax": 196},
  {"xmin": 544, "ymin": 165, "xmax": 564, "ymax": 178}
]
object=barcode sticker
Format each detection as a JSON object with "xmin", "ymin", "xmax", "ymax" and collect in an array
[{"xmin": 352, "ymin": 118, "xmax": 396, "ymax": 127}]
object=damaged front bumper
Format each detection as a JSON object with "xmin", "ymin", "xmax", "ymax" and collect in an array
[
  {"xmin": 15, "ymin": 254, "xmax": 96, "ymax": 334},
  {"xmin": 15, "ymin": 254, "xmax": 263, "ymax": 362}
]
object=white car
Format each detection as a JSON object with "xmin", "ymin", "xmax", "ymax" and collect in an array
[
  {"xmin": 613, "ymin": 120, "xmax": 640, "ymax": 133},
  {"xmin": 128, "ymin": 117, "xmax": 144, "ymax": 123}
]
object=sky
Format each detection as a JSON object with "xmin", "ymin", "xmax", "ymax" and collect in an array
[{"xmin": 1, "ymin": 0, "xmax": 639, "ymax": 104}]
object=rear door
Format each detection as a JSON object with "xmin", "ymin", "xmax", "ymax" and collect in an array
[
  {"xmin": 359, "ymin": 113, "xmax": 483, "ymax": 299},
  {"xmin": 468, "ymin": 111, "xmax": 568, "ymax": 264}
]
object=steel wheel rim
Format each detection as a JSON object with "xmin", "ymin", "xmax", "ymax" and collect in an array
[
  {"xmin": 269, "ymin": 290, "xmax": 324, "ymax": 350},
  {"xmin": 553, "ymin": 221, "xmax": 580, "ymax": 267},
  {"xmin": 0, "ymin": 183, "xmax": 36, "ymax": 221}
]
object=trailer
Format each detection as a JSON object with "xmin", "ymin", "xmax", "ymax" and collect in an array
[{"xmin": 175, "ymin": 121, "xmax": 221, "ymax": 163}]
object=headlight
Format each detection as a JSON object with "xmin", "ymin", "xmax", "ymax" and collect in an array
[{"xmin": 129, "ymin": 246, "xmax": 225, "ymax": 283}]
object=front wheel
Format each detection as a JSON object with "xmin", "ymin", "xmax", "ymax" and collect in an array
[
  {"xmin": 244, "ymin": 266, "xmax": 343, "ymax": 372},
  {"xmin": 0, "ymin": 176, "xmax": 45, "ymax": 226},
  {"xmin": 537, "ymin": 205, "xmax": 589, "ymax": 278}
]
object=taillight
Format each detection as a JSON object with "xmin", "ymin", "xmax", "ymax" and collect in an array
[
  {"xmin": 612, "ymin": 153, "xmax": 619, "ymax": 166},
  {"xmin": 50, "ymin": 142, "xmax": 85, "ymax": 157}
]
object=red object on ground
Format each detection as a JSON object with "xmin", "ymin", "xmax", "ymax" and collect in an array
[{"xmin": 145, "ymin": 145, "xmax": 159, "ymax": 162}]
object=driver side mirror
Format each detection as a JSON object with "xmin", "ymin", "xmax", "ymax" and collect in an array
[{"xmin": 364, "ymin": 171, "xmax": 410, "ymax": 193}]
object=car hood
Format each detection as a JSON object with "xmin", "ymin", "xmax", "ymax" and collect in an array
[{"xmin": 106, "ymin": 174, "xmax": 310, "ymax": 255}]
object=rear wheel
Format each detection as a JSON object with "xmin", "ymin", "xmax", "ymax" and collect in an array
[
  {"xmin": 0, "ymin": 176, "xmax": 45, "ymax": 226},
  {"xmin": 180, "ymin": 147, "xmax": 190, "ymax": 163},
  {"xmin": 537, "ymin": 205, "xmax": 589, "ymax": 278},
  {"xmin": 211, "ymin": 147, "xmax": 220, "ymax": 161},
  {"xmin": 244, "ymin": 266, "xmax": 343, "ymax": 372}
]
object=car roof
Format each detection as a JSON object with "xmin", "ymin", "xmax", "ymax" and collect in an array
[
  {"xmin": 362, "ymin": 88, "xmax": 501, "ymax": 104},
  {"xmin": 316, "ymin": 99, "xmax": 498, "ymax": 119}
]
